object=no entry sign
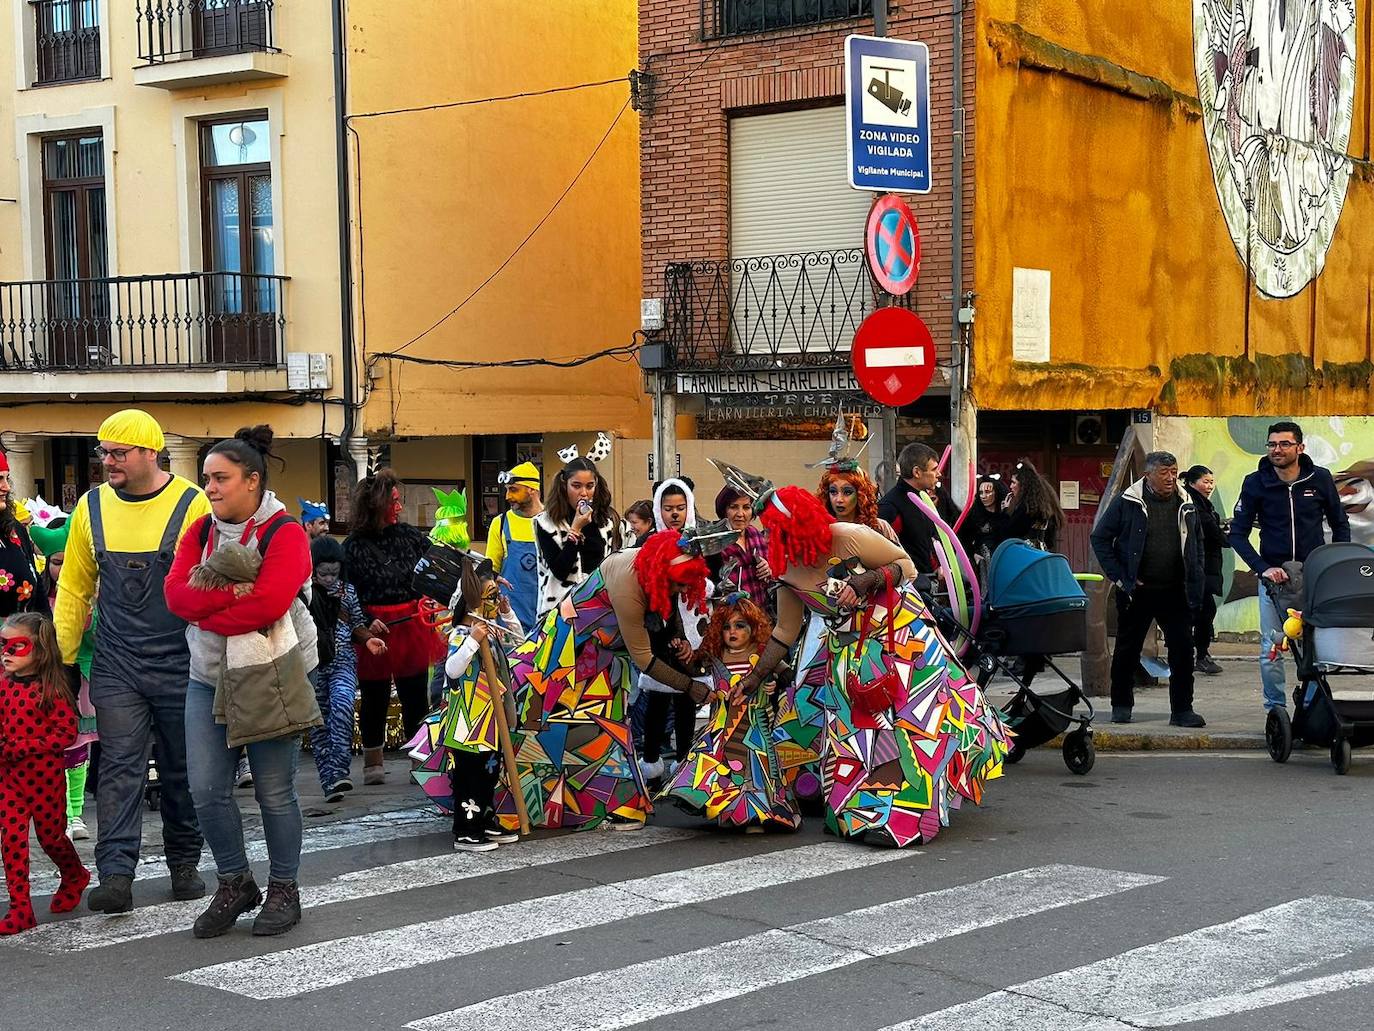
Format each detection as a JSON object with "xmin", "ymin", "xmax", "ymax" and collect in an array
[
  {"xmin": 851, "ymin": 307, "xmax": 935, "ymax": 408},
  {"xmin": 865, "ymin": 194, "xmax": 921, "ymax": 295}
]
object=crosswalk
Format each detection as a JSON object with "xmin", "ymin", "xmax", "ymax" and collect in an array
[{"xmin": 7, "ymin": 807, "xmax": 1374, "ymax": 1030}]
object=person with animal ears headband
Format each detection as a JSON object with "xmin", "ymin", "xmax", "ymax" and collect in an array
[
  {"xmin": 709, "ymin": 460, "xmax": 1012, "ymax": 849},
  {"xmin": 342, "ymin": 471, "xmax": 447, "ymax": 785},
  {"xmin": 533, "ymin": 433, "xmax": 623, "ymax": 620},
  {"xmin": 493, "ymin": 521, "xmax": 731, "ymax": 832}
]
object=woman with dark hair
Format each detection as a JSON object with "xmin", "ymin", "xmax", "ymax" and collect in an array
[
  {"xmin": 343, "ymin": 469, "xmax": 446, "ymax": 786},
  {"xmin": 959, "ymin": 475, "xmax": 1010, "ymax": 577},
  {"xmin": 534, "ymin": 457, "xmax": 624, "ymax": 618},
  {"xmin": 0, "ymin": 453, "xmax": 48, "ymax": 619},
  {"xmin": 165, "ymin": 425, "xmax": 318, "ymax": 939},
  {"xmin": 1003, "ymin": 460, "xmax": 1066, "ymax": 552},
  {"xmin": 1183, "ymin": 464, "xmax": 1229, "ymax": 676}
]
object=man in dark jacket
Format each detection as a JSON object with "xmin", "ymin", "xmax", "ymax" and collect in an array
[
  {"xmin": 1227, "ymin": 421, "xmax": 1350, "ymax": 712},
  {"xmin": 1091, "ymin": 451, "xmax": 1207, "ymax": 727},
  {"xmin": 879, "ymin": 443, "xmax": 949, "ymax": 576}
]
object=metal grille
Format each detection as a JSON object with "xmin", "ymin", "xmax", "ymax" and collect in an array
[
  {"xmin": 32, "ymin": 0, "xmax": 101, "ymax": 84},
  {"xmin": 135, "ymin": 0, "xmax": 277, "ymax": 64},
  {"xmin": 701, "ymin": 0, "xmax": 871, "ymax": 39},
  {"xmin": 0, "ymin": 272, "xmax": 288, "ymax": 372}
]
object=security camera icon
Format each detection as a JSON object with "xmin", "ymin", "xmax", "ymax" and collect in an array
[{"xmin": 867, "ymin": 66, "xmax": 912, "ymax": 117}]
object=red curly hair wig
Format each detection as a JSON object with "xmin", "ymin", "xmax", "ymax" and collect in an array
[
  {"xmin": 816, "ymin": 467, "xmax": 880, "ymax": 529},
  {"xmin": 696, "ymin": 596, "xmax": 774, "ymax": 665},
  {"xmin": 634, "ymin": 529, "xmax": 710, "ymax": 621},
  {"xmin": 757, "ymin": 485, "xmax": 835, "ymax": 577}
]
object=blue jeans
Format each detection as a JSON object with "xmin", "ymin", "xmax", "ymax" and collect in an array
[
  {"xmin": 1258, "ymin": 589, "xmax": 1290, "ymax": 711},
  {"xmin": 89, "ymin": 670, "xmax": 201, "ymax": 880},
  {"xmin": 310, "ymin": 659, "xmax": 357, "ymax": 791},
  {"xmin": 184, "ymin": 679, "xmax": 303, "ymax": 883}
]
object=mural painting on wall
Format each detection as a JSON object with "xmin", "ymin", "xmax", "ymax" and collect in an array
[
  {"xmin": 1193, "ymin": 0, "xmax": 1358, "ymax": 298},
  {"xmin": 1158, "ymin": 416, "xmax": 1374, "ymax": 634}
]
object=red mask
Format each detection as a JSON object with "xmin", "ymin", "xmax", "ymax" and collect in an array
[
  {"xmin": 386, "ymin": 488, "xmax": 402, "ymax": 526},
  {"xmin": 1, "ymin": 636, "xmax": 33, "ymax": 658}
]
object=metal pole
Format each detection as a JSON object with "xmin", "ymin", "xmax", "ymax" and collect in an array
[
  {"xmin": 948, "ymin": 1, "xmax": 970, "ymax": 504},
  {"xmin": 652, "ymin": 373, "xmax": 677, "ymax": 486},
  {"xmin": 331, "ymin": 0, "xmax": 355, "ymax": 448},
  {"xmin": 871, "ymin": 1, "xmax": 897, "ymax": 482},
  {"xmin": 874, "ymin": 0, "xmax": 887, "ymax": 36}
]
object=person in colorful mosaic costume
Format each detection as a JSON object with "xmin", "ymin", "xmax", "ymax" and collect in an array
[
  {"xmin": 496, "ymin": 526, "xmax": 724, "ymax": 831},
  {"xmin": 712, "ymin": 461, "xmax": 1011, "ymax": 847},
  {"xmin": 660, "ymin": 592, "xmax": 798, "ymax": 831}
]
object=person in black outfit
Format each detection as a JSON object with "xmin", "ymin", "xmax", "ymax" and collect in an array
[
  {"xmin": 958, "ymin": 475, "xmax": 1009, "ymax": 579},
  {"xmin": 1091, "ymin": 451, "xmax": 1206, "ymax": 728},
  {"xmin": 878, "ymin": 443, "xmax": 943, "ymax": 575},
  {"xmin": 1183, "ymin": 465, "xmax": 1229, "ymax": 676},
  {"xmin": 0, "ymin": 459, "xmax": 48, "ymax": 619},
  {"xmin": 1003, "ymin": 461, "xmax": 1065, "ymax": 552}
]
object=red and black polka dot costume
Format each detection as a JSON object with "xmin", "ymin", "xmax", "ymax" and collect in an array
[{"xmin": 0, "ymin": 673, "xmax": 89, "ymax": 934}]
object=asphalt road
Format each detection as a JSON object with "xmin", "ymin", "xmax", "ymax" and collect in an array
[{"xmin": 3, "ymin": 750, "xmax": 1372, "ymax": 1031}]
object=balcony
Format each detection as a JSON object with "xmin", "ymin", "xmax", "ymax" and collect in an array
[
  {"xmin": 0, "ymin": 272, "xmax": 289, "ymax": 395},
  {"xmin": 31, "ymin": 1, "xmax": 101, "ymax": 86},
  {"xmin": 659, "ymin": 248, "xmax": 918, "ymax": 371},
  {"xmin": 701, "ymin": 0, "xmax": 872, "ymax": 40},
  {"xmin": 133, "ymin": 0, "xmax": 286, "ymax": 90}
]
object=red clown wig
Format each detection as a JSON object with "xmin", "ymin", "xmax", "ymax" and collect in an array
[
  {"xmin": 758, "ymin": 485, "xmax": 835, "ymax": 577},
  {"xmin": 635, "ymin": 528, "xmax": 710, "ymax": 621},
  {"xmin": 816, "ymin": 467, "xmax": 880, "ymax": 529}
]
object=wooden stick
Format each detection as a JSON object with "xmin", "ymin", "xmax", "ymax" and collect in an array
[{"xmin": 480, "ymin": 638, "xmax": 532, "ymax": 836}]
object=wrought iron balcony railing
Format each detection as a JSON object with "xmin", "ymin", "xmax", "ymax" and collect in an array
[
  {"xmin": 660, "ymin": 248, "xmax": 914, "ymax": 370},
  {"xmin": 701, "ymin": 0, "xmax": 871, "ymax": 39},
  {"xmin": 32, "ymin": 0, "xmax": 101, "ymax": 85},
  {"xmin": 0, "ymin": 272, "xmax": 287, "ymax": 373},
  {"xmin": 135, "ymin": 0, "xmax": 277, "ymax": 64}
]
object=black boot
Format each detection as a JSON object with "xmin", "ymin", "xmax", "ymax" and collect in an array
[
  {"xmin": 251, "ymin": 880, "xmax": 302, "ymax": 937},
  {"xmin": 87, "ymin": 874, "xmax": 134, "ymax": 914},
  {"xmin": 192, "ymin": 873, "xmax": 262, "ymax": 939},
  {"xmin": 170, "ymin": 864, "xmax": 207, "ymax": 901}
]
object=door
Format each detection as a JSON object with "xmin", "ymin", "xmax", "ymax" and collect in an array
[
  {"xmin": 34, "ymin": 0, "xmax": 100, "ymax": 84},
  {"xmin": 200, "ymin": 115, "xmax": 276, "ymax": 364},
  {"xmin": 193, "ymin": 0, "xmax": 269, "ymax": 55},
  {"xmin": 42, "ymin": 132, "xmax": 109, "ymax": 368},
  {"xmin": 1054, "ymin": 453, "xmax": 1114, "ymax": 573}
]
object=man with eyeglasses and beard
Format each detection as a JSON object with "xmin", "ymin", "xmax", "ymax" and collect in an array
[
  {"xmin": 52, "ymin": 409, "xmax": 211, "ymax": 914},
  {"xmin": 1229, "ymin": 420, "xmax": 1350, "ymax": 714}
]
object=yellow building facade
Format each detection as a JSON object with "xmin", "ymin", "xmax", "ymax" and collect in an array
[{"xmin": 972, "ymin": 0, "xmax": 1374, "ymax": 417}]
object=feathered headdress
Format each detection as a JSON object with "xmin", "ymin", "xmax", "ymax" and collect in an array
[
  {"xmin": 557, "ymin": 432, "xmax": 612, "ymax": 465},
  {"xmin": 428, "ymin": 488, "xmax": 470, "ymax": 549}
]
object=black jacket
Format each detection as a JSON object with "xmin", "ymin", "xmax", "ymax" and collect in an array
[
  {"xmin": 878, "ymin": 481, "xmax": 938, "ymax": 575},
  {"xmin": 958, "ymin": 505, "xmax": 1009, "ymax": 562},
  {"xmin": 1004, "ymin": 503, "xmax": 1059, "ymax": 553},
  {"xmin": 1185, "ymin": 485, "xmax": 1229, "ymax": 597},
  {"xmin": 1227, "ymin": 454, "xmax": 1350, "ymax": 574},
  {"xmin": 1090, "ymin": 478, "xmax": 1205, "ymax": 612}
]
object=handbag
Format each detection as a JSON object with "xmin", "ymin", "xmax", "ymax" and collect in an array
[{"xmin": 845, "ymin": 570, "xmax": 902, "ymax": 716}]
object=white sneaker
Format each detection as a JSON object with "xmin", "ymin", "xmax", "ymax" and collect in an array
[
  {"xmin": 484, "ymin": 826, "xmax": 519, "ymax": 844},
  {"xmin": 67, "ymin": 817, "xmax": 89, "ymax": 841},
  {"xmin": 638, "ymin": 758, "xmax": 664, "ymax": 782},
  {"xmin": 235, "ymin": 756, "xmax": 253, "ymax": 789}
]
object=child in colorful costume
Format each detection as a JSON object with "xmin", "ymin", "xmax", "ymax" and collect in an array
[{"xmin": 660, "ymin": 593, "xmax": 799, "ymax": 830}]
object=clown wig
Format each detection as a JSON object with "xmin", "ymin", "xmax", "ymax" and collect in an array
[
  {"xmin": 696, "ymin": 595, "xmax": 773, "ymax": 665},
  {"xmin": 816, "ymin": 467, "xmax": 880, "ymax": 529},
  {"xmin": 634, "ymin": 528, "xmax": 710, "ymax": 621},
  {"xmin": 758, "ymin": 485, "xmax": 835, "ymax": 577}
]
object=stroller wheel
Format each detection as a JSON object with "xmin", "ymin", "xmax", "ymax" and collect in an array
[
  {"xmin": 1331, "ymin": 736, "xmax": 1352, "ymax": 776},
  {"xmin": 1004, "ymin": 739, "xmax": 1026, "ymax": 765},
  {"xmin": 1062, "ymin": 729, "xmax": 1095, "ymax": 776},
  {"xmin": 1265, "ymin": 708, "xmax": 1293, "ymax": 764}
]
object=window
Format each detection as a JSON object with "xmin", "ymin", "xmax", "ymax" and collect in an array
[
  {"xmin": 42, "ymin": 132, "xmax": 109, "ymax": 366},
  {"xmin": 709, "ymin": 0, "xmax": 871, "ymax": 38},
  {"xmin": 199, "ymin": 114, "xmax": 277, "ymax": 364},
  {"xmin": 193, "ymin": 0, "xmax": 272, "ymax": 56},
  {"xmin": 33, "ymin": 0, "xmax": 101, "ymax": 84}
]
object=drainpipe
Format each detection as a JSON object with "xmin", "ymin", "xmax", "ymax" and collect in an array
[
  {"xmin": 331, "ymin": 0, "xmax": 357, "ymax": 451},
  {"xmin": 948, "ymin": 0, "xmax": 972, "ymax": 504}
]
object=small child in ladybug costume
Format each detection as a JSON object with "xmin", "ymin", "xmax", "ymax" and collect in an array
[{"xmin": 0, "ymin": 611, "xmax": 89, "ymax": 934}]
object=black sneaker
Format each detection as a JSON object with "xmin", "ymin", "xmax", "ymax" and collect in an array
[
  {"xmin": 332, "ymin": 777, "xmax": 354, "ymax": 793},
  {"xmin": 453, "ymin": 834, "xmax": 498, "ymax": 852},
  {"xmin": 251, "ymin": 880, "xmax": 302, "ymax": 937},
  {"xmin": 1169, "ymin": 711, "xmax": 1207, "ymax": 728},
  {"xmin": 484, "ymin": 825, "xmax": 519, "ymax": 845},
  {"xmin": 192, "ymin": 874, "xmax": 262, "ymax": 939},
  {"xmin": 87, "ymin": 874, "xmax": 134, "ymax": 914},
  {"xmin": 1109, "ymin": 707, "xmax": 1133, "ymax": 724},
  {"xmin": 324, "ymin": 787, "xmax": 346, "ymax": 803},
  {"xmin": 170, "ymin": 864, "xmax": 207, "ymax": 901},
  {"xmin": 1195, "ymin": 656, "xmax": 1223, "ymax": 675}
]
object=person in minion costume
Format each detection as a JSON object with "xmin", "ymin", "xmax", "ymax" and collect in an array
[{"xmin": 484, "ymin": 462, "xmax": 542, "ymax": 634}]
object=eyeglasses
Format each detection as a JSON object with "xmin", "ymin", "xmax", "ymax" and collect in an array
[
  {"xmin": 93, "ymin": 446, "xmax": 138, "ymax": 462},
  {"xmin": 1265, "ymin": 441, "xmax": 1299, "ymax": 451},
  {"xmin": 1, "ymin": 636, "xmax": 33, "ymax": 657}
]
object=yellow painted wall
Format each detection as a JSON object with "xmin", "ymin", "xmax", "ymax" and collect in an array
[
  {"xmin": 345, "ymin": 0, "xmax": 649, "ymax": 440},
  {"xmin": 0, "ymin": 0, "xmax": 343, "ymax": 442},
  {"xmin": 973, "ymin": 0, "xmax": 1374, "ymax": 416}
]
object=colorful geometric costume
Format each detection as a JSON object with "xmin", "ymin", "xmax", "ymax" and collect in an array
[{"xmin": 660, "ymin": 659, "xmax": 800, "ymax": 829}]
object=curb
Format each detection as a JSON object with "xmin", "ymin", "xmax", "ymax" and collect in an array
[{"xmin": 1046, "ymin": 730, "xmax": 1266, "ymax": 752}]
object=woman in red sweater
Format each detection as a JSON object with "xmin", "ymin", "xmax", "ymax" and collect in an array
[{"xmin": 164, "ymin": 426, "xmax": 316, "ymax": 941}]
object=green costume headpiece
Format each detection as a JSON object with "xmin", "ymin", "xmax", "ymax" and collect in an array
[{"xmin": 429, "ymin": 488, "xmax": 470, "ymax": 550}]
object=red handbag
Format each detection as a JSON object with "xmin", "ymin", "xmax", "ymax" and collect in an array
[{"xmin": 845, "ymin": 570, "xmax": 902, "ymax": 716}]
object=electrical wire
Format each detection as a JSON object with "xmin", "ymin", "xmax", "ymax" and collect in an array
[{"xmin": 349, "ymin": 77, "xmax": 628, "ymax": 121}]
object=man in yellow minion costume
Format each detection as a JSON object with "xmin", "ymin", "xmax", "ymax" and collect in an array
[
  {"xmin": 54, "ymin": 409, "xmax": 212, "ymax": 914},
  {"xmin": 485, "ymin": 461, "xmax": 542, "ymax": 633}
]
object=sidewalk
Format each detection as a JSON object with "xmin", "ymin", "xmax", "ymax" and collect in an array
[{"xmin": 983, "ymin": 646, "xmax": 1269, "ymax": 752}]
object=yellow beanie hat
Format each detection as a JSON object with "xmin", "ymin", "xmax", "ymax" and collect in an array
[
  {"xmin": 503, "ymin": 461, "xmax": 542, "ymax": 489},
  {"xmin": 97, "ymin": 409, "xmax": 165, "ymax": 451}
]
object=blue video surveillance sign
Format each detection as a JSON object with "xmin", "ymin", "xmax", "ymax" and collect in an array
[{"xmin": 845, "ymin": 34, "xmax": 932, "ymax": 194}]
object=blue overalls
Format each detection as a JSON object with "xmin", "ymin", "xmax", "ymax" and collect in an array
[{"xmin": 500, "ymin": 513, "xmax": 539, "ymax": 634}]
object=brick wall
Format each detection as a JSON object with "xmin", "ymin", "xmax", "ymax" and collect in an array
[{"xmin": 638, "ymin": 1, "xmax": 976, "ymax": 364}]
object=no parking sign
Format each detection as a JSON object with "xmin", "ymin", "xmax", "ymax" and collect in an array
[{"xmin": 865, "ymin": 193, "xmax": 921, "ymax": 296}]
